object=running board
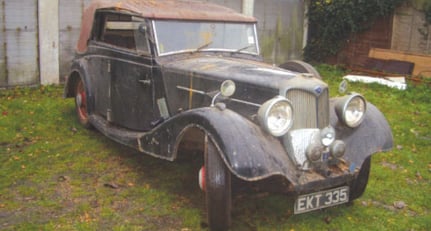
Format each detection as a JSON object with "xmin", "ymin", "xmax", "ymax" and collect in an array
[{"xmin": 89, "ymin": 114, "xmax": 145, "ymax": 150}]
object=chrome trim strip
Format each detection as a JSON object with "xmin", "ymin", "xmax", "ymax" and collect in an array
[{"xmin": 176, "ymin": 86, "xmax": 261, "ymax": 107}]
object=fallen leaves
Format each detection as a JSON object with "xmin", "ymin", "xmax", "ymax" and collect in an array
[
  {"xmin": 415, "ymin": 171, "xmax": 423, "ymax": 180},
  {"xmin": 362, "ymin": 199, "xmax": 410, "ymax": 213},
  {"xmin": 103, "ymin": 182, "xmax": 120, "ymax": 189},
  {"xmin": 324, "ymin": 216, "xmax": 332, "ymax": 224},
  {"xmin": 381, "ymin": 161, "xmax": 398, "ymax": 170},
  {"xmin": 58, "ymin": 175, "xmax": 70, "ymax": 182},
  {"xmin": 70, "ymin": 127, "xmax": 78, "ymax": 134},
  {"xmin": 79, "ymin": 212, "xmax": 93, "ymax": 223},
  {"xmin": 393, "ymin": 201, "xmax": 407, "ymax": 209}
]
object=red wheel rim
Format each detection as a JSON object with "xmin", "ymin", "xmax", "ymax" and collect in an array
[
  {"xmin": 76, "ymin": 80, "xmax": 88, "ymax": 121},
  {"xmin": 199, "ymin": 166, "xmax": 206, "ymax": 191}
]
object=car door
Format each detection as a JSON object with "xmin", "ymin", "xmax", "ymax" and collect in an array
[
  {"xmin": 110, "ymin": 51, "xmax": 154, "ymax": 131},
  {"xmin": 84, "ymin": 49, "xmax": 111, "ymax": 118},
  {"xmin": 98, "ymin": 12, "xmax": 155, "ymax": 131}
]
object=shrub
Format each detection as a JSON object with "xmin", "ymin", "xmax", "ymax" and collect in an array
[{"xmin": 304, "ymin": 0, "xmax": 406, "ymax": 62}]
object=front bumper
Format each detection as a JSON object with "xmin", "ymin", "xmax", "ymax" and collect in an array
[{"xmin": 292, "ymin": 161, "xmax": 357, "ymax": 194}]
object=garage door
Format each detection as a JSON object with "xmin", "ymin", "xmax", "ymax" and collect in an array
[
  {"xmin": 0, "ymin": 0, "xmax": 39, "ymax": 87},
  {"xmin": 59, "ymin": 0, "xmax": 92, "ymax": 82}
]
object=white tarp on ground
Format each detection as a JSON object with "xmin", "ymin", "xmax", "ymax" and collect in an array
[{"xmin": 343, "ymin": 75, "xmax": 407, "ymax": 90}]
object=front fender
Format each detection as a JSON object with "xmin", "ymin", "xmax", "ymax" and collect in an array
[
  {"xmin": 330, "ymin": 100, "xmax": 393, "ymax": 167},
  {"xmin": 138, "ymin": 107, "xmax": 297, "ymax": 182}
]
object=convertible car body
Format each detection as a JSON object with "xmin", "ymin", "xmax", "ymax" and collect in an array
[{"xmin": 64, "ymin": 1, "xmax": 393, "ymax": 230}]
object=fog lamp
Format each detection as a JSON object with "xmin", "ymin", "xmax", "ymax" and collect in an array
[
  {"xmin": 330, "ymin": 140, "xmax": 346, "ymax": 158},
  {"xmin": 306, "ymin": 144, "xmax": 323, "ymax": 162}
]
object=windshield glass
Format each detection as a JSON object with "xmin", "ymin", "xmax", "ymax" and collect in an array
[{"xmin": 153, "ymin": 20, "xmax": 259, "ymax": 56}]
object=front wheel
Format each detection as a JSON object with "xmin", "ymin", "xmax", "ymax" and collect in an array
[
  {"xmin": 350, "ymin": 156, "xmax": 371, "ymax": 201},
  {"xmin": 204, "ymin": 136, "xmax": 232, "ymax": 231}
]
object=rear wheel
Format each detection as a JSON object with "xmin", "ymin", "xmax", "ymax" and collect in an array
[
  {"xmin": 74, "ymin": 78, "xmax": 91, "ymax": 128},
  {"xmin": 279, "ymin": 60, "xmax": 321, "ymax": 79},
  {"xmin": 203, "ymin": 136, "xmax": 232, "ymax": 231},
  {"xmin": 350, "ymin": 156, "xmax": 371, "ymax": 201}
]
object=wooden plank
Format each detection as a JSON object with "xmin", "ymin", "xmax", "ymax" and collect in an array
[
  {"xmin": 369, "ymin": 48, "xmax": 431, "ymax": 77},
  {"xmin": 363, "ymin": 58, "xmax": 414, "ymax": 75}
]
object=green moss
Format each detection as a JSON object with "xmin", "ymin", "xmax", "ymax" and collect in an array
[{"xmin": 305, "ymin": 0, "xmax": 407, "ymax": 61}]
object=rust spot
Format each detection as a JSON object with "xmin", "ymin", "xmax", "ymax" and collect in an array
[{"xmin": 200, "ymin": 64, "xmax": 216, "ymax": 71}]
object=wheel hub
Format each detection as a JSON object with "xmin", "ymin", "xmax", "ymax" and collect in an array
[
  {"xmin": 199, "ymin": 166, "xmax": 206, "ymax": 191},
  {"xmin": 76, "ymin": 93, "xmax": 82, "ymax": 107}
]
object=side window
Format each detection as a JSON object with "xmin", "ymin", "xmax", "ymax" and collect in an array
[
  {"xmin": 134, "ymin": 24, "xmax": 150, "ymax": 54},
  {"xmin": 95, "ymin": 12, "xmax": 150, "ymax": 54}
]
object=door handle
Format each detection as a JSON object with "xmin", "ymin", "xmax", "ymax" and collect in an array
[{"xmin": 138, "ymin": 79, "xmax": 151, "ymax": 86}]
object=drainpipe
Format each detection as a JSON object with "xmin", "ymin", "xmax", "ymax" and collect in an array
[
  {"xmin": 38, "ymin": 0, "xmax": 59, "ymax": 85},
  {"xmin": 242, "ymin": 0, "xmax": 254, "ymax": 16},
  {"xmin": 303, "ymin": 0, "xmax": 309, "ymax": 50}
]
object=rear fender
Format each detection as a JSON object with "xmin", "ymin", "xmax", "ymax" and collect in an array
[{"xmin": 63, "ymin": 60, "xmax": 94, "ymax": 114}]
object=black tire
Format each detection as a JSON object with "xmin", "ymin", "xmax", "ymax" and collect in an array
[
  {"xmin": 205, "ymin": 136, "xmax": 232, "ymax": 231},
  {"xmin": 349, "ymin": 156, "xmax": 371, "ymax": 201},
  {"xmin": 279, "ymin": 60, "xmax": 321, "ymax": 79},
  {"xmin": 74, "ymin": 77, "xmax": 91, "ymax": 128}
]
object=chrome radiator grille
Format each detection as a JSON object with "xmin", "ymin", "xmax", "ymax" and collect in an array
[{"xmin": 286, "ymin": 89, "xmax": 329, "ymax": 130}]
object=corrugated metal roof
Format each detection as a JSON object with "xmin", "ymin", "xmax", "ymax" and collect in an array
[{"xmin": 77, "ymin": 0, "xmax": 257, "ymax": 53}]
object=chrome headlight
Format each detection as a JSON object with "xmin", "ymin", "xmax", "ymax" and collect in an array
[
  {"xmin": 258, "ymin": 96, "xmax": 293, "ymax": 137},
  {"xmin": 335, "ymin": 93, "xmax": 367, "ymax": 128}
]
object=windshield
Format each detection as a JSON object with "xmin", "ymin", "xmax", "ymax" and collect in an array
[{"xmin": 153, "ymin": 20, "xmax": 259, "ymax": 56}]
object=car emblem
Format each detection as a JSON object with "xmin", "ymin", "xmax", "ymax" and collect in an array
[{"xmin": 314, "ymin": 86, "xmax": 323, "ymax": 94}]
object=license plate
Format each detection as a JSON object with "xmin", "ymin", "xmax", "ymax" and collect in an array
[{"xmin": 294, "ymin": 186, "xmax": 349, "ymax": 214}]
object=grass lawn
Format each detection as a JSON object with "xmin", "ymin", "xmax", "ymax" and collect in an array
[{"xmin": 0, "ymin": 65, "xmax": 430, "ymax": 230}]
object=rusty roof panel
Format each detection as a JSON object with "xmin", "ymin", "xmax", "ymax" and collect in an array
[
  {"xmin": 76, "ymin": 0, "xmax": 257, "ymax": 53},
  {"xmin": 112, "ymin": 0, "xmax": 256, "ymax": 21}
]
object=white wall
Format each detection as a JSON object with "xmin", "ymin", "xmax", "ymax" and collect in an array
[
  {"xmin": 0, "ymin": 0, "xmax": 39, "ymax": 87},
  {"xmin": 392, "ymin": 4, "xmax": 431, "ymax": 54},
  {"xmin": 38, "ymin": 0, "xmax": 60, "ymax": 85}
]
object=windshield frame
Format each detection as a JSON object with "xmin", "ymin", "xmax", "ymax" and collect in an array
[{"xmin": 152, "ymin": 20, "xmax": 260, "ymax": 56}]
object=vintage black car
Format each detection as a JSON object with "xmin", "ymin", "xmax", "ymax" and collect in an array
[{"xmin": 64, "ymin": 1, "xmax": 393, "ymax": 230}]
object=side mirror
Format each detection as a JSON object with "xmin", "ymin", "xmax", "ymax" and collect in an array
[
  {"xmin": 220, "ymin": 80, "xmax": 236, "ymax": 97},
  {"xmin": 338, "ymin": 79, "xmax": 348, "ymax": 94},
  {"xmin": 139, "ymin": 24, "xmax": 147, "ymax": 33},
  {"xmin": 211, "ymin": 80, "xmax": 236, "ymax": 107}
]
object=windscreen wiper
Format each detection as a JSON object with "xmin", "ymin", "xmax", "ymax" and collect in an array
[
  {"xmin": 234, "ymin": 44, "xmax": 254, "ymax": 53},
  {"xmin": 192, "ymin": 41, "xmax": 213, "ymax": 53}
]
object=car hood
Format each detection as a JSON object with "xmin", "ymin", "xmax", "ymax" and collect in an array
[{"xmin": 161, "ymin": 56, "xmax": 299, "ymax": 90}]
